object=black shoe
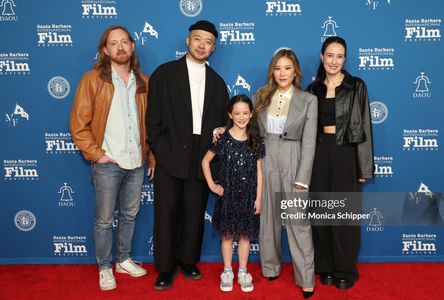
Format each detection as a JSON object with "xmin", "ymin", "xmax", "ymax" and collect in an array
[
  {"xmin": 179, "ymin": 263, "xmax": 201, "ymax": 280},
  {"xmin": 335, "ymin": 277, "xmax": 354, "ymax": 290},
  {"xmin": 154, "ymin": 271, "xmax": 175, "ymax": 290},
  {"xmin": 320, "ymin": 272, "xmax": 335, "ymax": 285},
  {"xmin": 267, "ymin": 276, "xmax": 279, "ymax": 281},
  {"xmin": 302, "ymin": 289, "xmax": 315, "ymax": 299}
]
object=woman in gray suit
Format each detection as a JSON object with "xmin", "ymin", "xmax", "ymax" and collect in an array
[{"xmin": 256, "ymin": 48, "xmax": 317, "ymax": 298}]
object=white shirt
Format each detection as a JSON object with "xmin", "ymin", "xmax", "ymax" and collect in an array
[
  {"xmin": 186, "ymin": 56, "xmax": 206, "ymax": 135},
  {"xmin": 266, "ymin": 86, "xmax": 293, "ymax": 134},
  {"xmin": 102, "ymin": 67, "xmax": 142, "ymax": 170}
]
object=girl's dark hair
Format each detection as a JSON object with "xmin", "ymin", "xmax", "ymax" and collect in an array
[
  {"xmin": 315, "ymin": 36, "xmax": 347, "ymax": 82},
  {"xmin": 226, "ymin": 94, "xmax": 262, "ymax": 153}
]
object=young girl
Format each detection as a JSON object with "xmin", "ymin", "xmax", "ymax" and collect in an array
[{"xmin": 202, "ymin": 94, "xmax": 265, "ymax": 293}]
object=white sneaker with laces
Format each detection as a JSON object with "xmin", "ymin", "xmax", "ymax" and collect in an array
[
  {"xmin": 238, "ymin": 272, "xmax": 254, "ymax": 292},
  {"xmin": 99, "ymin": 268, "xmax": 117, "ymax": 291},
  {"xmin": 115, "ymin": 258, "xmax": 147, "ymax": 277},
  {"xmin": 220, "ymin": 271, "xmax": 234, "ymax": 292}
]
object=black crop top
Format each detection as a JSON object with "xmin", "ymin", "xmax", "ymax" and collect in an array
[{"xmin": 323, "ymin": 97, "xmax": 335, "ymax": 126}]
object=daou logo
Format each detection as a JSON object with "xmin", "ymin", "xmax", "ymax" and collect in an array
[
  {"xmin": 413, "ymin": 72, "xmax": 432, "ymax": 98},
  {"xmin": 321, "ymin": 16, "xmax": 339, "ymax": 41},
  {"xmin": 0, "ymin": 0, "xmax": 18, "ymax": 21}
]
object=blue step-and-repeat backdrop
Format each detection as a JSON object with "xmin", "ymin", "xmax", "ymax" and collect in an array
[{"xmin": 1, "ymin": 0, "xmax": 443, "ymax": 264}]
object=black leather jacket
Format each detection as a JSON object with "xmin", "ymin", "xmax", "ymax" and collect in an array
[{"xmin": 307, "ymin": 70, "xmax": 374, "ymax": 178}]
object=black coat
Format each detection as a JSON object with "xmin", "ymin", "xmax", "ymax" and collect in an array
[
  {"xmin": 307, "ymin": 70, "xmax": 374, "ymax": 179},
  {"xmin": 146, "ymin": 56, "xmax": 228, "ymax": 179}
]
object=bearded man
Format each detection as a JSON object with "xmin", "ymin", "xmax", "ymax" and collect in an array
[{"xmin": 70, "ymin": 25, "xmax": 155, "ymax": 291}]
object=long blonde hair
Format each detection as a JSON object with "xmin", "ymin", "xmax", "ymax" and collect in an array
[{"xmin": 255, "ymin": 49, "xmax": 302, "ymax": 113}]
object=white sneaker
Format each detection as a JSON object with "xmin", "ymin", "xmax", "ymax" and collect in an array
[
  {"xmin": 115, "ymin": 258, "xmax": 147, "ymax": 277},
  {"xmin": 238, "ymin": 272, "xmax": 254, "ymax": 292},
  {"xmin": 99, "ymin": 268, "xmax": 116, "ymax": 291},
  {"xmin": 220, "ymin": 271, "xmax": 234, "ymax": 292}
]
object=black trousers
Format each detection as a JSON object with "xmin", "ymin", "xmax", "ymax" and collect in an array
[
  {"xmin": 310, "ymin": 133, "xmax": 361, "ymax": 283},
  {"xmin": 153, "ymin": 135, "xmax": 209, "ymax": 272}
]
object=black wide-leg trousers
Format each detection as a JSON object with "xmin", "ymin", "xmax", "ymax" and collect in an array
[
  {"xmin": 153, "ymin": 135, "xmax": 209, "ymax": 272},
  {"xmin": 310, "ymin": 133, "xmax": 362, "ymax": 283}
]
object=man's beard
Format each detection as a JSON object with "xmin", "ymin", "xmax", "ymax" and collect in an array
[{"xmin": 110, "ymin": 51, "xmax": 131, "ymax": 65}]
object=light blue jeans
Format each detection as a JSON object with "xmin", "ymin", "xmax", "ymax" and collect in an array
[{"xmin": 91, "ymin": 162, "xmax": 144, "ymax": 270}]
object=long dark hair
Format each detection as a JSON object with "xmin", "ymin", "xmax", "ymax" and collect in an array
[
  {"xmin": 315, "ymin": 36, "xmax": 347, "ymax": 83},
  {"xmin": 94, "ymin": 25, "xmax": 140, "ymax": 75},
  {"xmin": 226, "ymin": 94, "xmax": 262, "ymax": 153}
]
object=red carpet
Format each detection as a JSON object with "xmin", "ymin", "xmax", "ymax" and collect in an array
[{"xmin": 0, "ymin": 262, "xmax": 443, "ymax": 300}]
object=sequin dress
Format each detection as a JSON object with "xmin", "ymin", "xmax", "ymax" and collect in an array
[{"xmin": 210, "ymin": 131, "xmax": 265, "ymax": 241}]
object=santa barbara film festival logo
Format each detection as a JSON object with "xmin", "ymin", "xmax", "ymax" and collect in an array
[
  {"xmin": 45, "ymin": 132, "xmax": 79, "ymax": 154},
  {"xmin": 265, "ymin": 0, "xmax": 302, "ymax": 16},
  {"xmin": 133, "ymin": 21, "xmax": 158, "ymax": 46},
  {"xmin": 413, "ymin": 72, "xmax": 432, "ymax": 99},
  {"xmin": 179, "ymin": 0, "xmax": 202, "ymax": 17},
  {"xmin": 141, "ymin": 183, "xmax": 154, "ymax": 205},
  {"xmin": 36, "ymin": 24, "xmax": 73, "ymax": 47},
  {"xmin": 47, "ymin": 76, "xmax": 70, "ymax": 99},
  {"xmin": 58, "ymin": 183, "xmax": 76, "ymax": 207},
  {"xmin": 358, "ymin": 47, "xmax": 395, "ymax": 70},
  {"xmin": 233, "ymin": 240, "xmax": 259, "ymax": 256},
  {"xmin": 402, "ymin": 129, "xmax": 439, "ymax": 151},
  {"xmin": 4, "ymin": 159, "xmax": 38, "ymax": 180},
  {"xmin": 53, "ymin": 235, "xmax": 87, "ymax": 256},
  {"xmin": 402, "ymin": 233, "xmax": 436, "ymax": 255},
  {"xmin": 5, "ymin": 103, "xmax": 29, "ymax": 127},
  {"xmin": 405, "ymin": 18, "xmax": 441, "ymax": 42},
  {"xmin": 0, "ymin": 53, "xmax": 31, "ymax": 75},
  {"xmin": 370, "ymin": 101, "xmax": 388, "ymax": 124},
  {"xmin": 0, "ymin": 0, "xmax": 18, "ymax": 22},
  {"xmin": 81, "ymin": 0, "xmax": 117, "ymax": 19},
  {"xmin": 14, "ymin": 210, "xmax": 36, "ymax": 232},
  {"xmin": 321, "ymin": 16, "xmax": 339, "ymax": 42},
  {"xmin": 219, "ymin": 22, "xmax": 255, "ymax": 45},
  {"xmin": 227, "ymin": 74, "xmax": 251, "ymax": 97},
  {"xmin": 374, "ymin": 156, "xmax": 393, "ymax": 178}
]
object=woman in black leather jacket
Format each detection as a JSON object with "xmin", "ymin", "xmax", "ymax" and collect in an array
[{"xmin": 306, "ymin": 36, "xmax": 374, "ymax": 290}]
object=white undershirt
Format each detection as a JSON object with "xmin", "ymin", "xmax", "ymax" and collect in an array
[{"xmin": 186, "ymin": 56, "xmax": 206, "ymax": 135}]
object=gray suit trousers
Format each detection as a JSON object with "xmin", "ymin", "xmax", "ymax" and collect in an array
[{"xmin": 259, "ymin": 134, "xmax": 315, "ymax": 288}]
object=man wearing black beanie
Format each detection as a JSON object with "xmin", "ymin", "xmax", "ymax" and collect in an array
[{"xmin": 146, "ymin": 20, "xmax": 228, "ymax": 290}]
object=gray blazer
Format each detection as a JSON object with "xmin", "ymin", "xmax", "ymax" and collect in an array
[{"xmin": 257, "ymin": 88, "xmax": 318, "ymax": 186}]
